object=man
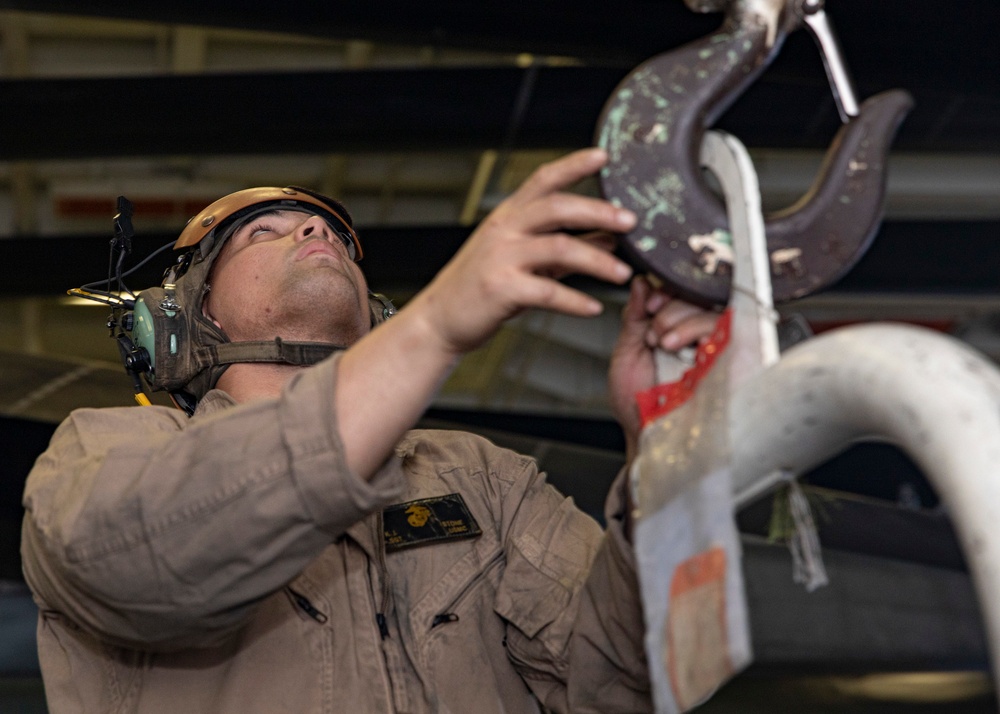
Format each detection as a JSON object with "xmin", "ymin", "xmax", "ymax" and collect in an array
[{"xmin": 21, "ymin": 148, "xmax": 716, "ymax": 713}]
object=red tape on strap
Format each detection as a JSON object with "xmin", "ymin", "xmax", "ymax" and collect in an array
[{"xmin": 635, "ymin": 309, "xmax": 732, "ymax": 427}]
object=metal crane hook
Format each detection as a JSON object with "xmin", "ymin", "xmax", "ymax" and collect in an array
[{"xmin": 597, "ymin": 0, "xmax": 913, "ymax": 306}]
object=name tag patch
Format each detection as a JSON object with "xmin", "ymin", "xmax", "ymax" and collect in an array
[{"xmin": 383, "ymin": 493, "xmax": 482, "ymax": 552}]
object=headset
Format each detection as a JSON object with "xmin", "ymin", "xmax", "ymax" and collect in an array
[{"xmin": 71, "ymin": 189, "xmax": 396, "ymax": 415}]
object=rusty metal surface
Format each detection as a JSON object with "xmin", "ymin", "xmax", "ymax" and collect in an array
[{"xmin": 596, "ymin": 1, "xmax": 913, "ymax": 306}]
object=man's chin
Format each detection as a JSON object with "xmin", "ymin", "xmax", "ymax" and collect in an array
[{"xmin": 277, "ymin": 288, "xmax": 369, "ymax": 345}]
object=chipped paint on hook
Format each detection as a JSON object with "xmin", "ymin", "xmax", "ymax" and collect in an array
[
  {"xmin": 770, "ymin": 247, "xmax": 802, "ymax": 265},
  {"xmin": 643, "ymin": 123, "xmax": 668, "ymax": 144},
  {"xmin": 638, "ymin": 236, "xmax": 658, "ymax": 252},
  {"xmin": 636, "ymin": 169, "xmax": 688, "ymax": 229},
  {"xmin": 688, "ymin": 229, "xmax": 733, "ymax": 274},
  {"xmin": 637, "ymin": 71, "xmax": 670, "ymax": 105},
  {"xmin": 599, "ymin": 88, "xmax": 633, "ymax": 162},
  {"xmin": 770, "ymin": 246, "xmax": 805, "ymax": 276},
  {"xmin": 847, "ymin": 159, "xmax": 868, "ymax": 175}
]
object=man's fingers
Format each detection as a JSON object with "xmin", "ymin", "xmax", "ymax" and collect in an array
[
  {"xmin": 616, "ymin": 276, "xmax": 653, "ymax": 343},
  {"xmin": 514, "ymin": 192, "xmax": 636, "ymax": 235},
  {"xmin": 575, "ymin": 230, "xmax": 618, "ymax": 253},
  {"xmin": 651, "ymin": 301, "xmax": 707, "ymax": 335},
  {"xmin": 629, "ymin": 291, "xmax": 721, "ymax": 350},
  {"xmin": 644, "ymin": 289, "xmax": 669, "ymax": 314},
  {"xmin": 513, "ymin": 148, "xmax": 610, "ymax": 203},
  {"xmin": 523, "ymin": 232, "xmax": 633, "ymax": 285},
  {"xmin": 653, "ymin": 312, "xmax": 721, "ymax": 351},
  {"xmin": 516, "ymin": 275, "xmax": 606, "ymax": 316},
  {"xmin": 539, "ymin": 232, "xmax": 621, "ymax": 279}
]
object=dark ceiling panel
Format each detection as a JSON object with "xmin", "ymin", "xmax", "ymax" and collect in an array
[
  {"xmin": 0, "ymin": 64, "xmax": 996, "ymax": 161},
  {"xmin": 0, "ymin": 68, "xmax": 606, "ymax": 159},
  {"xmin": 4, "ymin": 220, "xmax": 998, "ymax": 298}
]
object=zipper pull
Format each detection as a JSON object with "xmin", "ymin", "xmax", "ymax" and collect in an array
[
  {"xmin": 431, "ymin": 613, "xmax": 459, "ymax": 629},
  {"xmin": 376, "ymin": 613, "xmax": 390, "ymax": 639},
  {"xmin": 288, "ymin": 588, "xmax": 328, "ymax": 624}
]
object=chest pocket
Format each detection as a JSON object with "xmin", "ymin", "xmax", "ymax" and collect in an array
[
  {"xmin": 404, "ymin": 527, "xmax": 503, "ymax": 637},
  {"xmin": 493, "ymin": 499, "xmax": 600, "ymax": 640}
]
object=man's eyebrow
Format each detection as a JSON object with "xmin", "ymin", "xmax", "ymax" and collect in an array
[{"xmin": 238, "ymin": 209, "xmax": 282, "ymax": 228}]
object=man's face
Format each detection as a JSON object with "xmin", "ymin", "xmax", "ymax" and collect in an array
[{"xmin": 203, "ymin": 208, "xmax": 370, "ymax": 345}]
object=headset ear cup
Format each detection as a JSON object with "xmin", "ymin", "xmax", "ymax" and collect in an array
[
  {"xmin": 130, "ymin": 291, "xmax": 164, "ymax": 386},
  {"xmin": 368, "ymin": 292, "xmax": 396, "ymax": 326}
]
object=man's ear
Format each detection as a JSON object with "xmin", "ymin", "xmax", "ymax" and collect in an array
[{"xmin": 201, "ymin": 289, "xmax": 224, "ymax": 330}]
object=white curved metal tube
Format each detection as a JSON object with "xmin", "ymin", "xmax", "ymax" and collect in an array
[{"xmin": 730, "ymin": 322, "xmax": 1000, "ymax": 684}]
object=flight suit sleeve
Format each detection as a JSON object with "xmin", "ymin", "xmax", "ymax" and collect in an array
[
  {"xmin": 20, "ymin": 355, "xmax": 404, "ymax": 651},
  {"xmin": 566, "ymin": 472, "xmax": 651, "ymax": 713}
]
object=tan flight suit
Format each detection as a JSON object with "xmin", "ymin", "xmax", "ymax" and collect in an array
[{"xmin": 21, "ymin": 355, "xmax": 649, "ymax": 713}]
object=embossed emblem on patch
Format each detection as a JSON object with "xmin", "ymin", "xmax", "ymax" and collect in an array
[{"xmin": 383, "ymin": 493, "xmax": 482, "ymax": 552}]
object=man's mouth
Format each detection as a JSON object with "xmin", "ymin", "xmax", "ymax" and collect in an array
[{"xmin": 296, "ymin": 239, "xmax": 339, "ymax": 261}]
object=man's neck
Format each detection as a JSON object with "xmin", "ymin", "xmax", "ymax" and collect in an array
[{"xmin": 214, "ymin": 362, "xmax": 307, "ymax": 403}]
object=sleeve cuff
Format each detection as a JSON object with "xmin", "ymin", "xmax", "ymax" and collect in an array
[
  {"xmin": 603, "ymin": 465, "xmax": 638, "ymax": 573},
  {"xmin": 278, "ymin": 355, "xmax": 404, "ymax": 536}
]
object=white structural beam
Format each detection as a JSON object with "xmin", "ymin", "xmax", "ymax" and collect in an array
[
  {"xmin": 751, "ymin": 150, "xmax": 1000, "ymax": 220},
  {"xmin": 730, "ymin": 323, "xmax": 1000, "ymax": 701}
]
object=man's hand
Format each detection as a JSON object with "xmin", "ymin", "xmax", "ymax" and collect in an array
[
  {"xmin": 609, "ymin": 276, "xmax": 720, "ymax": 463},
  {"xmin": 410, "ymin": 148, "xmax": 636, "ymax": 356},
  {"xmin": 339, "ymin": 148, "xmax": 638, "ymax": 479}
]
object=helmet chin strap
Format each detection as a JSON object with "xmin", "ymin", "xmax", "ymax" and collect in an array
[
  {"xmin": 200, "ymin": 338, "xmax": 344, "ymax": 368},
  {"xmin": 169, "ymin": 294, "xmax": 393, "ymax": 415},
  {"xmin": 202, "ymin": 293, "xmax": 394, "ymax": 370},
  {"xmin": 168, "ymin": 338, "xmax": 344, "ymax": 416}
]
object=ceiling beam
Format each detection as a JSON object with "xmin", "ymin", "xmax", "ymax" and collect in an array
[
  {"xmin": 1, "ymin": 0, "xmax": 995, "ymax": 98},
  {"xmin": 170, "ymin": 25, "xmax": 206, "ymax": 74},
  {"xmin": 0, "ymin": 11, "xmax": 30, "ymax": 77}
]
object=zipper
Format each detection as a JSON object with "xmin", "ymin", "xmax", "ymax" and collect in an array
[
  {"xmin": 376, "ymin": 613, "xmax": 390, "ymax": 638},
  {"xmin": 430, "ymin": 613, "xmax": 459, "ymax": 629},
  {"xmin": 286, "ymin": 586, "xmax": 329, "ymax": 624},
  {"xmin": 428, "ymin": 547, "xmax": 503, "ymax": 631},
  {"xmin": 374, "ymin": 511, "xmax": 392, "ymax": 639}
]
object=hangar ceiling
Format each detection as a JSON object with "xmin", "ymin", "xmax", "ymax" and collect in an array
[{"xmin": 0, "ymin": 0, "xmax": 997, "ymax": 421}]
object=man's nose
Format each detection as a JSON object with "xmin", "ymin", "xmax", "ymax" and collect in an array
[{"xmin": 293, "ymin": 214, "xmax": 332, "ymax": 243}]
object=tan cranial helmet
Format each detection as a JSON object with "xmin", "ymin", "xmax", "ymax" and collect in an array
[
  {"xmin": 174, "ymin": 186, "xmax": 362, "ymax": 259},
  {"xmin": 130, "ymin": 186, "xmax": 384, "ymax": 413}
]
